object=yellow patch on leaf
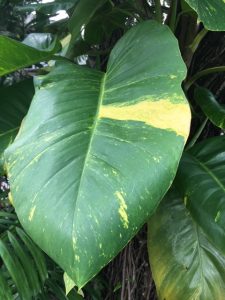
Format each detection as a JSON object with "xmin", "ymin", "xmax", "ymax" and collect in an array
[
  {"xmin": 99, "ymin": 99, "xmax": 191, "ymax": 140},
  {"xmin": 29, "ymin": 205, "xmax": 36, "ymax": 221},
  {"xmin": 115, "ymin": 191, "xmax": 129, "ymax": 229}
]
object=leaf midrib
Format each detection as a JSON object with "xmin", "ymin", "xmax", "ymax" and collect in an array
[
  {"xmin": 191, "ymin": 155, "xmax": 225, "ymax": 193},
  {"xmin": 75, "ymin": 72, "xmax": 106, "ymax": 198},
  {"xmin": 71, "ymin": 72, "xmax": 106, "ymax": 254}
]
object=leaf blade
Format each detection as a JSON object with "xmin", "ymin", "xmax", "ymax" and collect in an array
[
  {"xmin": 0, "ymin": 35, "xmax": 60, "ymax": 76},
  {"xmin": 185, "ymin": 0, "xmax": 225, "ymax": 31},
  {"xmin": 148, "ymin": 188, "xmax": 225, "ymax": 300},
  {"xmin": 5, "ymin": 21, "xmax": 191, "ymax": 288},
  {"xmin": 176, "ymin": 137, "xmax": 225, "ymax": 254}
]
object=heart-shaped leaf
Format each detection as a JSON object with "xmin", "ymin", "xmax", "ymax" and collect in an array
[
  {"xmin": 5, "ymin": 21, "xmax": 191, "ymax": 288},
  {"xmin": 176, "ymin": 136, "xmax": 225, "ymax": 254},
  {"xmin": 148, "ymin": 187, "xmax": 225, "ymax": 300}
]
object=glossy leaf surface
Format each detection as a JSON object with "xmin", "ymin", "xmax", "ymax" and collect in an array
[
  {"xmin": 185, "ymin": 0, "xmax": 225, "ymax": 30},
  {"xmin": 176, "ymin": 137, "xmax": 225, "ymax": 254},
  {"xmin": 148, "ymin": 188, "xmax": 225, "ymax": 300},
  {"xmin": 5, "ymin": 21, "xmax": 191, "ymax": 288},
  {"xmin": 0, "ymin": 34, "xmax": 60, "ymax": 76},
  {"xmin": 195, "ymin": 87, "xmax": 225, "ymax": 130}
]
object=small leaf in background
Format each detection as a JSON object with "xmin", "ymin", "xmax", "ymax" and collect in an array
[
  {"xmin": 66, "ymin": 0, "xmax": 108, "ymax": 56},
  {"xmin": 15, "ymin": 0, "xmax": 77, "ymax": 16},
  {"xmin": 0, "ymin": 238, "xmax": 32, "ymax": 299},
  {"xmin": 5, "ymin": 21, "xmax": 191, "ymax": 288},
  {"xmin": 148, "ymin": 187, "xmax": 225, "ymax": 300},
  {"xmin": 185, "ymin": 0, "xmax": 225, "ymax": 31},
  {"xmin": 0, "ymin": 79, "xmax": 34, "ymax": 174},
  {"xmin": 23, "ymin": 33, "xmax": 60, "ymax": 52},
  {"xmin": 0, "ymin": 79, "xmax": 34, "ymax": 133},
  {"xmin": 0, "ymin": 271, "xmax": 14, "ymax": 300},
  {"xmin": 84, "ymin": 2, "xmax": 130, "ymax": 45},
  {"xmin": 0, "ymin": 129, "xmax": 17, "ymax": 174},
  {"xmin": 195, "ymin": 87, "xmax": 225, "ymax": 130},
  {"xmin": 0, "ymin": 33, "xmax": 61, "ymax": 76}
]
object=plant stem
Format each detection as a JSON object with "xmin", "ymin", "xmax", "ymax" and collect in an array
[
  {"xmin": 155, "ymin": 0, "xmax": 162, "ymax": 23},
  {"xmin": 189, "ymin": 28, "xmax": 208, "ymax": 53},
  {"xmin": 186, "ymin": 118, "xmax": 208, "ymax": 150},
  {"xmin": 169, "ymin": 0, "xmax": 178, "ymax": 32},
  {"xmin": 185, "ymin": 66, "xmax": 225, "ymax": 90}
]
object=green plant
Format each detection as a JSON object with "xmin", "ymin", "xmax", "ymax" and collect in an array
[
  {"xmin": 0, "ymin": 182, "xmax": 85, "ymax": 299},
  {"xmin": 1, "ymin": 0, "xmax": 225, "ymax": 299}
]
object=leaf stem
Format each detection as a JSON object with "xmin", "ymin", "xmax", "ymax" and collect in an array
[
  {"xmin": 169, "ymin": 0, "xmax": 178, "ymax": 32},
  {"xmin": 185, "ymin": 66, "xmax": 225, "ymax": 90},
  {"xmin": 189, "ymin": 28, "xmax": 208, "ymax": 53},
  {"xmin": 155, "ymin": 0, "xmax": 162, "ymax": 23},
  {"xmin": 186, "ymin": 118, "xmax": 208, "ymax": 150}
]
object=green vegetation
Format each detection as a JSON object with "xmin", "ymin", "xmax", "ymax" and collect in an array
[{"xmin": 0, "ymin": 0, "xmax": 225, "ymax": 299}]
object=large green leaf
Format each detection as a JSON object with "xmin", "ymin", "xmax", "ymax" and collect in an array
[
  {"xmin": 176, "ymin": 137, "xmax": 225, "ymax": 254},
  {"xmin": 195, "ymin": 87, "xmax": 225, "ymax": 130},
  {"xmin": 5, "ymin": 21, "xmax": 191, "ymax": 288},
  {"xmin": 185, "ymin": 0, "xmax": 225, "ymax": 31},
  {"xmin": 0, "ymin": 34, "xmax": 60, "ymax": 76},
  {"xmin": 148, "ymin": 188, "xmax": 225, "ymax": 300},
  {"xmin": 0, "ymin": 79, "xmax": 34, "ymax": 174}
]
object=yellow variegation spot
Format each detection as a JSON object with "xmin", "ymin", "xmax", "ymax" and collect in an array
[
  {"xmin": 75, "ymin": 255, "xmax": 80, "ymax": 262},
  {"xmin": 29, "ymin": 205, "xmax": 36, "ymax": 221},
  {"xmin": 115, "ymin": 191, "xmax": 129, "ymax": 229},
  {"xmin": 99, "ymin": 99, "xmax": 191, "ymax": 140},
  {"xmin": 8, "ymin": 192, "xmax": 14, "ymax": 206}
]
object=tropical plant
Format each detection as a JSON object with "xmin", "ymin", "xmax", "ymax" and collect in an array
[{"xmin": 0, "ymin": 0, "xmax": 225, "ymax": 299}]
